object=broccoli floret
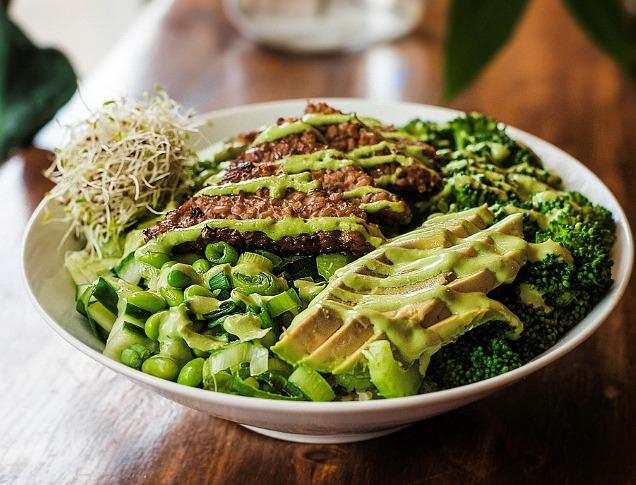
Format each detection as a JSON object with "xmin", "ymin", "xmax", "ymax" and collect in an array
[
  {"xmin": 427, "ymin": 322, "xmax": 524, "ymax": 389},
  {"xmin": 427, "ymin": 191, "xmax": 616, "ymax": 389},
  {"xmin": 402, "ymin": 113, "xmax": 540, "ymax": 168}
]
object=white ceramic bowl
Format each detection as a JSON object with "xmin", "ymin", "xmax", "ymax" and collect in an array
[{"xmin": 23, "ymin": 99, "xmax": 633, "ymax": 444}]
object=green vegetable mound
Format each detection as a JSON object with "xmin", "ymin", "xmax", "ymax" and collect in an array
[{"xmin": 404, "ymin": 114, "xmax": 616, "ymax": 390}]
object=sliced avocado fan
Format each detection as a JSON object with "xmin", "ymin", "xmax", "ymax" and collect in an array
[{"xmin": 271, "ymin": 205, "xmax": 570, "ymax": 380}]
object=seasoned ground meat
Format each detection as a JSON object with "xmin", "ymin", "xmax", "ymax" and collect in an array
[
  {"xmin": 196, "ymin": 227, "xmax": 374, "ymax": 255},
  {"xmin": 144, "ymin": 188, "xmax": 369, "ymax": 240},
  {"xmin": 238, "ymin": 130, "xmax": 325, "ymax": 166},
  {"xmin": 144, "ymin": 102, "xmax": 441, "ymax": 256},
  {"xmin": 367, "ymin": 162, "xmax": 441, "ymax": 194}
]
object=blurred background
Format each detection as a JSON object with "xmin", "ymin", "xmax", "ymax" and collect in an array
[{"xmin": 4, "ymin": 0, "xmax": 635, "ymax": 158}]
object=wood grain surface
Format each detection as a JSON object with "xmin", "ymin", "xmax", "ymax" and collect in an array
[{"xmin": 2, "ymin": 1, "xmax": 635, "ymax": 483}]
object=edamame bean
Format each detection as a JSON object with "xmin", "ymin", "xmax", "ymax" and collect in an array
[
  {"xmin": 167, "ymin": 269, "xmax": 192, "ymax": 288},
  {"xmin": 139, "ymin": 251, "xmax": 171, "ymax": 269},
  {"xmin": 161, "ymin": 260, "xmax": 178, "ymax": 270},
  {"xmin": 121, "ymin": 348, "xmax": 141, "ymax": 368},
  {"xmin": 128, "ymin": 291, "xmax": 166, "ymax": 313},
  {"xmin": 160, "ymin": 287, "xmax": 185, "ymax": 306},
  {"xmin": 177, "ymin": 357, "xmax": 205, "ymax": 387},
  {"xmin": 192, "ymin": 258, "xmax": 211, "ymax": 274},
  {"xmin": 144, "ymin": 312, "xmax": 164, "ymax": 340},
  {"xmin": 141, "ymin": 355, "xmax": 180, "ymax": 381},
  {"xmin": 128, "ymin": 343, "xmax": 151, "ymax": 361}
]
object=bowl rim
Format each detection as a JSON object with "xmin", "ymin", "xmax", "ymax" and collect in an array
[{"xmin": 23, "ymin": 97, "xmax": 634, "ymax": 415}]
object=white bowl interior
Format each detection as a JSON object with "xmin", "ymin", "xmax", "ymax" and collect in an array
[{"xmin": 23, "ymin": 99, "xmax": 633, "ymax": 438}]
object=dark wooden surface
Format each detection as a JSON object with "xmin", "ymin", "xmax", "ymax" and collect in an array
[{"xmin": 2, "ymin": 1, "xmax": 635, "ymax": 483}]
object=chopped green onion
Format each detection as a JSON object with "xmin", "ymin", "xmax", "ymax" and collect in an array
[
  {"xmin": 266, "ymin": 288, "xmax": 302, "ymax": 317},
  {"xmin": 205, "ymin": 301, "xmax": 241, "ymax": 326},
  {"xmin": 139, "ymin": 251, "xmax": 171, "ymax": 269},
  {"xmin": 294, "ymin": 279, "xmax": 326, "ymax": 304},
  {"xmin": 255, "ymin": 250, "xmax": 282, "ymax": 269},
  {"xmin": 237, "ymin": 252, "xmax": 274, "ymax": 272},
  {"xmin": 208, "ymin": 272, "xmax": 231, "ymax": 291},
  {"xmin": 316, "ymin": 253, "xmax": 352, "ymax": 281},
  {"xmin": 249, "ymin": 344, "xmax": 269, "ymax": 376},
  {"xmin": 288, "ymin": 366, "xmax": 335, "ymax": 402},
  {"xmin": 363, "ymin": 340, "xmax": 422, "ymax": 398},
  {"xmin": 206, "ymin": 342, "xmax": 261, "ymax": 375},
  {"xmin": 205, "ymin": 242, "xmax": 238, "ymax": 265},
  {"xmin": 188, "ymin": 295, "xmax": 220, "ymax": 315},
  {"xmin": 231, "ymin": 271, "xmax": 279, "ymax": 296},
  {"xmin": 231, "ymin": 375, "xmax": 304, "ymax": 400},
  {"xmin": 222, "ymin": 314, "xmax": 270, "ymax": 342}
]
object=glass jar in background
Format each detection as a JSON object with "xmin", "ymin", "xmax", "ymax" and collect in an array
[{"xmin": 223, "ymin": 0, "xmax": 425, "ymax": 53}]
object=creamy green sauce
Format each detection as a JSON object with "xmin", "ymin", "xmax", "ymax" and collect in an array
[
  {"xmin": 196, "ymin": 173, "xmax": 319, "ymax": 198},
  {"xmin": 359, "ymin": 200, "xmax": 406, "ymax": 214},
  {"xmin": 252, "ymin": 121, "xmax": 319, "ymax": 145},
  {"xmin": 272, "ymin": 207, "xmax": 570, "ymax": 372},
  {"xmin": 341, "ymin": 186, "xmax": 390, "ymax": 199},
  {"xmin": 136, "ymin": 216, "xmax": 386, "ymax": 258}
]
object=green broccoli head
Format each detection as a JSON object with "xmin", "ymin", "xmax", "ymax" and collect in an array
[
  {"xmin": 427, "ymin": 191, "xmax": 616, "ymax": 390},
  {"xmin": 427, "ymin": 322, "xmax": 524, "ymax": 389},
  {"xmin": 403, "ymin": 113, "xmax": 540, "ymax": 168}
]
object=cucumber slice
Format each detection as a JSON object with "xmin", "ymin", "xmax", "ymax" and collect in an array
[
  {"xmin": 288, "ymin": 366, "xmax": 335, "ymax": 402},
  {"xmin": 93, "ymin": 277, "xmax": 119, "ymax": 315},
  {"xmin": 75, "ymin": 284, "xmax": 93, "ymax": 317},
  {"xmin": 86, "ymin": 301, "xmax": 117, "ymax": 333},
  {"xmin": 115, "ymin": 252, "xmax": 143, "ymax": 285}
]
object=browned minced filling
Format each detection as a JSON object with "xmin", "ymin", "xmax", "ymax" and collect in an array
[
  {"xmin": 144, "ymin": 188, "xmax": 369, "ymax": 240},
  {"xmin": 196, "ymin": 227, "xmax": 373, "ymax": 256}
]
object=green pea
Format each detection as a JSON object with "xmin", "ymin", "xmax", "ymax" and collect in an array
[
  {"xmin": 177, "ymin": 357, "xmax": 205, "ymax": 387},
  {"xmin": 128, "ymin": 291, "xmax": 166, "ymax": 313},
  {"xmin": 205, "ymin": 242, "xmax": 238, "ymax": 266},
  {"xmin": 145, "ymin": 312, "xmax": 164, "ymax": 340},
  {"xmin": 161, "ymin": 260, "xmax": 178, "ymax": 270},
  {"xmin": 121, "ymin": 348, "xmax": 141, "ymax": 368},
  {"xmin": 167, "ymin": 270, "xmax": 192, "ymax": 288},
  {"xmin": 192, "ymin": 258, "xmax": 211, "ymax": 274},
  {"xmin": 184, "ymin": 284, "xmax": 213, "ymax": 299},
  {"xmin": 139, "ymin": 252, "xmax": 171, "ymax": 269},
  {"xmin": 160, "ymin": 287, "xmax": 184, "ymax": 307},
  {"xmin": 141, "ymin": 355, "xmax": 180, "ymax": 381}
]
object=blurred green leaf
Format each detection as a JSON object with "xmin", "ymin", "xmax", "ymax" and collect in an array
[
  {"xmin": 0, "ymin": 7, "xmax": 76, "ymax": 160},
  {"xmin": 562, "ymin": 0, "xmax": 632, "ymax": 75},
  {"xmin": 443, "ymin": 0, "xmax": 529, "ymax": 101}
]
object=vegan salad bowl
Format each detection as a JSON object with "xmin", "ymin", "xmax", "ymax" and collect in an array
[{"xmin": 23, "ymin": 97, "xmax": 633, "ymax": 443}]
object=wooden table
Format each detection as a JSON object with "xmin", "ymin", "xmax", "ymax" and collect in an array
[{"xmin": 2, "ymin": 0, "xmax": 635, "ymax": 483}]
